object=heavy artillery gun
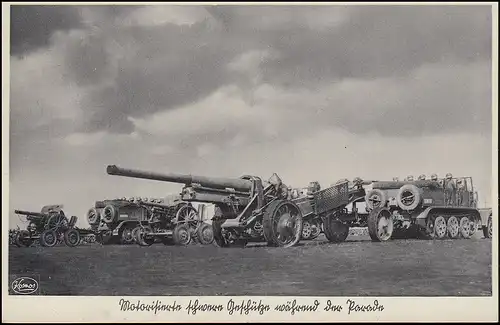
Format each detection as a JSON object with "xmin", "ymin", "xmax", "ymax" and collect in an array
[
  {"xmin": 13, "ymin": 205, "xmax": 82, "ymax": 247},
  {"xmin": 106, "ymin": 165, "xmax": 367, "ymax": 247}
]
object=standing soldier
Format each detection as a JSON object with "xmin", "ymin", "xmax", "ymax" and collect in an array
[
  {"xmin": 444, "ymin": 173, "xmax": 456, "ymax": 205},
  {"xmin": 456, "ymin": 179, "xmax": 466, "ymax": 206},
  {"xmin": 393, "ymin": 177, "xmax": 399, "ymax": 182},
  {"xmin": 431, "ymin": 174, "xmax": 438, "ymax": 181},
  {"xmin": 405, "ymin": 175, "xmax": 414, "ymax": 182},
  {"xmin": 418, "ymin": 174, "xmax": 426, "ymax": 181}
]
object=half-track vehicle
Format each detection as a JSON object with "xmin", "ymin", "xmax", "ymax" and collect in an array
[
  {"xmin": 106, "ymin": 165, "xmax": 372, "ymax": 248},
  {"xmin": 13, "ymin": 205, "xmax": 83, "ymax": 247},
  {"xmin": 363, "ymin": 175, "xmax": 485, "ymax": 241},
  {"xmin": 86, "ymin": 196, "xmax": 210, "ymax": 246}
]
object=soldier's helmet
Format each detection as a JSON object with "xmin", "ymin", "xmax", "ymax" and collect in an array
[
  {"xmin": 418, "ymin": 174, "xmax": 426, "ymax": 180},
  {"xmin": 407, "ymin": 175, "xmax": 414, "ymax": 181},
  {"xmin": 431, "ymin": 174, "xmax": 438, "ymax": 181},
  {"xmin": 128, "ymin": 197, "xmax": 134, "ymax": 202},
  {"xmin": 445, "ymin": 173, "xmax": 453, "ymax": 179}
]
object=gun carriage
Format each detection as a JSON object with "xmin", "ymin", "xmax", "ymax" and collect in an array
[
  {"xmin": 132, "ymin": 198, "xmax": 213, "ymax": 247},
  {"xmin": 289, "ymin": 178, "xmax": 372, "ymax": 242},
  {"xmin": 106, "ymin": 165, "xmax": 372, "ymax": 247},
  {"xmin": 363, "ymin": 175, "xmax": 487, "ymax": 241},
  {"xmin": 13, "ymin": 205, "xmax": 82, "ymax": 247}
]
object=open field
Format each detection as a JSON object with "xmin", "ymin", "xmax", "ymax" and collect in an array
[{"xmin": 8, "ymin": 233, "xmax": 492, "ymax": 296}]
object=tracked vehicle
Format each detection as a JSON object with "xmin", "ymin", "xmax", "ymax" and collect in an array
[
  {"xmin": 364, "ymin": 175, "xmax": 485, "ymax": 241},
  {"xmin": 86, "ymin": 196, "xmax": 209, "ymax": 245}
]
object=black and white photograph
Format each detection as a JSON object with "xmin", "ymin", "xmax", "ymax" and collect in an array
[{"xmin": 3, "ymin": 2, "xmax": 497, "ymax": 323}]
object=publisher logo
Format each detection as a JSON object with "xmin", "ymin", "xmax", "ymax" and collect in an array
[{"xmin": 10, "ymin": 276, "xmax": 39, "ymax": 295}]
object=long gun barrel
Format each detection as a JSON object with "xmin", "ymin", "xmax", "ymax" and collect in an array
[
  {"xmin": 106, "ymin": 165, "xmax": 253, "ymax": 192},
  {"xmin": 14, "ymin": 210, "xmax": 47, "ymax": 218}
]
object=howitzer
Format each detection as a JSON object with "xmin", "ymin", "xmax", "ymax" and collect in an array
[
  {"xmin": 14, "ymin": 210, "xmax": 49, "ymax": 219},
  {"xmin": 13, "ymin": 206, "xmax": 82, "ymax": 248},
  {"xmin": 106, "ymin": 164, "xmax": 301, "ymax": 248}
]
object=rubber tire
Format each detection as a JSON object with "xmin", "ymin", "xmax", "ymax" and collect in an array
[
  {"xmin": 63, "ymin": 229, "xmax": 81, "ymax": 247},
  {"xmin": 324, "ymin": 214, "xmax": 349, "ymax": 243},
  {"xmin": 173, "ymin": 224, "xmax": 191, "ymax": 246},
  {"xmin": 367, "ymin": 207, "xmax": 394, "ymax": 242},
  {"xmin": 137, "ymin": 227, "xmax": 155, "ymax": 246},
  {"xmin": 15, "ymin": 230, "xmax": 33, "ymax": 247},
  {"xmin": 119, "ymin": 226, "xmax": 135, "ymax": 245},
  {"xmin": 262, "ymin": 199, "xmax": 303, "ymax": 248},
  {"xmin": 40, "ymin": 229, "xmax": 58, "ymax": 247},
  {"xmin": 309, "ymin": 219, "xmax": 322, "ymax": 240},
  {"xmin": 101, "ymin": 205, "xmax": 118, "ymax": 224},
  {"xmin": 396, "ymin": 184, "xmax": 422, "ymax": 211},
  {"xmin": 196, "ymin": 223, "xmax": 214, "ymax": 245},
  {"xmin": 365, "ymin": 189, "xmax": 388, "ymax": 210},
  {"xmin": 483, "ymin": 215, "xmax": 492, "ymax": 239}
]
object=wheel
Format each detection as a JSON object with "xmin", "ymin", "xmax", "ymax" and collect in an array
[
  {"xmin": 132, "ymin": 226, "xmax": 141, "ymax": 244},
  {"xmin": 176, "ymin": 205, "xmax": 199, "ymax": 228},
  {"xmin": 301, "ymin": 220, "xmax": 313, "ymax": 240},
  {"xmin": 367, "ymin": 207, "xmax": 394, "ymax": 242},
  {"xmin": 396, "ymin": 184, "xmax": 422, "ymax": 211},
  {"xmin": 459, "ymin": 216, "xmax": 472, "ymax": 239},
  {"xmin": 323, "ymin": 212, "xmax": 349, "ymax": 243},
  {"xmin": 365, "ymin": 189, "xmax": 388, "ymax": 210},
  {"xmin": 136, "ymin": 226, "xmax": 155, "ymax": 246},
  {"xmin": 433, "ymin": 216, "xmax": 447, "ymax": 239},
  {"xmin": 196, "ymin": 223, "xmax": 214, "ymax": 245},
  {"xmin": 447, "ymin": 216, "xmax": 460, "ymax": 239},
  {"xmin": 86, "ymin": 208, "xmax": 100, "ymax": 225},
  {"xmin": 483, "ymin": 215, "xmax": 492, "ymax": 239},
  {"xmin": 469, "ymin": 217, "xmax": 478, "ymax": 237},
  {"xmin": 63, "ymin": 229, "xmax": 81, "ymax": 247},
  {"xmin": 173, "ymin": 224, "xmax": 191, "ymax": 246},
  {"xmin": 309, "ymin": 219, "xmax": 322, "ymax": 240},
  {"xmin": 47, "ymin": 213, "xmax": 69, "ymax": 231},
  {"xmin": 262, "ymin": 199, "xmax": 303, "ymax": 248},
  {"xmin": 40, "ymin": 229, "xmax": 58, "ymax": 247},
  {"xmin": 15, "ymin": 230, "xmax": 33, "ymax": 247},
  {"xmin": 101, "ymin": 205, "xmax": 118, "ymax": 224},
  {"xmin": 119, "ymin": 226, "xmax": 135, "ymax": 244}
]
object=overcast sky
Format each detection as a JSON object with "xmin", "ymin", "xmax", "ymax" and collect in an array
[{"xmin": 8, "ymin": 4, "xmax": 494, "ymax": 228}]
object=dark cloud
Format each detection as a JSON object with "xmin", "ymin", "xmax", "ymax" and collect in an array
[
  {"xmin": 208, "ymin": 5, "xmax": 492, "ymax": 89},
  {"xmin": 10, "ymin": 5, "xmax": 84, "ymax": 56}
]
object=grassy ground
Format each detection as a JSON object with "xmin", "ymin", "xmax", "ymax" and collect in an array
[{"xmin": 8, "ymin": 232, "xmax": 492, "ymax": 296}]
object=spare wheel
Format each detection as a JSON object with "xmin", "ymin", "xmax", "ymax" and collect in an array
[
  {"xmin": 101, "ymin": 205, "xmax": 118, "ymax": 224},
  {"xmin": 365, "ymin": 189, "xmax": 388, "ymax": 210},
  {"xmin": 396, "ymin": 184, "xmax": 422, "ymax": 210}
]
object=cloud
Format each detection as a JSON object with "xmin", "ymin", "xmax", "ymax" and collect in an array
[
  {"xmin": 10, "ymin": 5, "xmax": 84, "ymax": 56},
  {"xmin": 8, "ymin": 5, "xmax": 495, "ymax": 230}
]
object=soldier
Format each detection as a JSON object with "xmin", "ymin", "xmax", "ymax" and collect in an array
[
  {"xmin": 444, "ymin": 173, "xmax": 456, "ymax": 205},
  {"xmin": 405, "ymin": 175, "xmax": 414, "ymax": 182},
  {"xmin": 456, "ymin": 179, "xmax": 466, "ymax": 206},
  {"xmin": 353, "ymin": 177, "xmax": 364, "ymax": 190},
  {"xmin": 430, "ymin": 174, "xmax": 438, "ymax": 181},
  {"xmin": 418, "ymin": 174, "xmax": 426, "ymax": 180},
  {"xmin": 393, "ymin": 177, "xmax": 399, "ymax": 182}
]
